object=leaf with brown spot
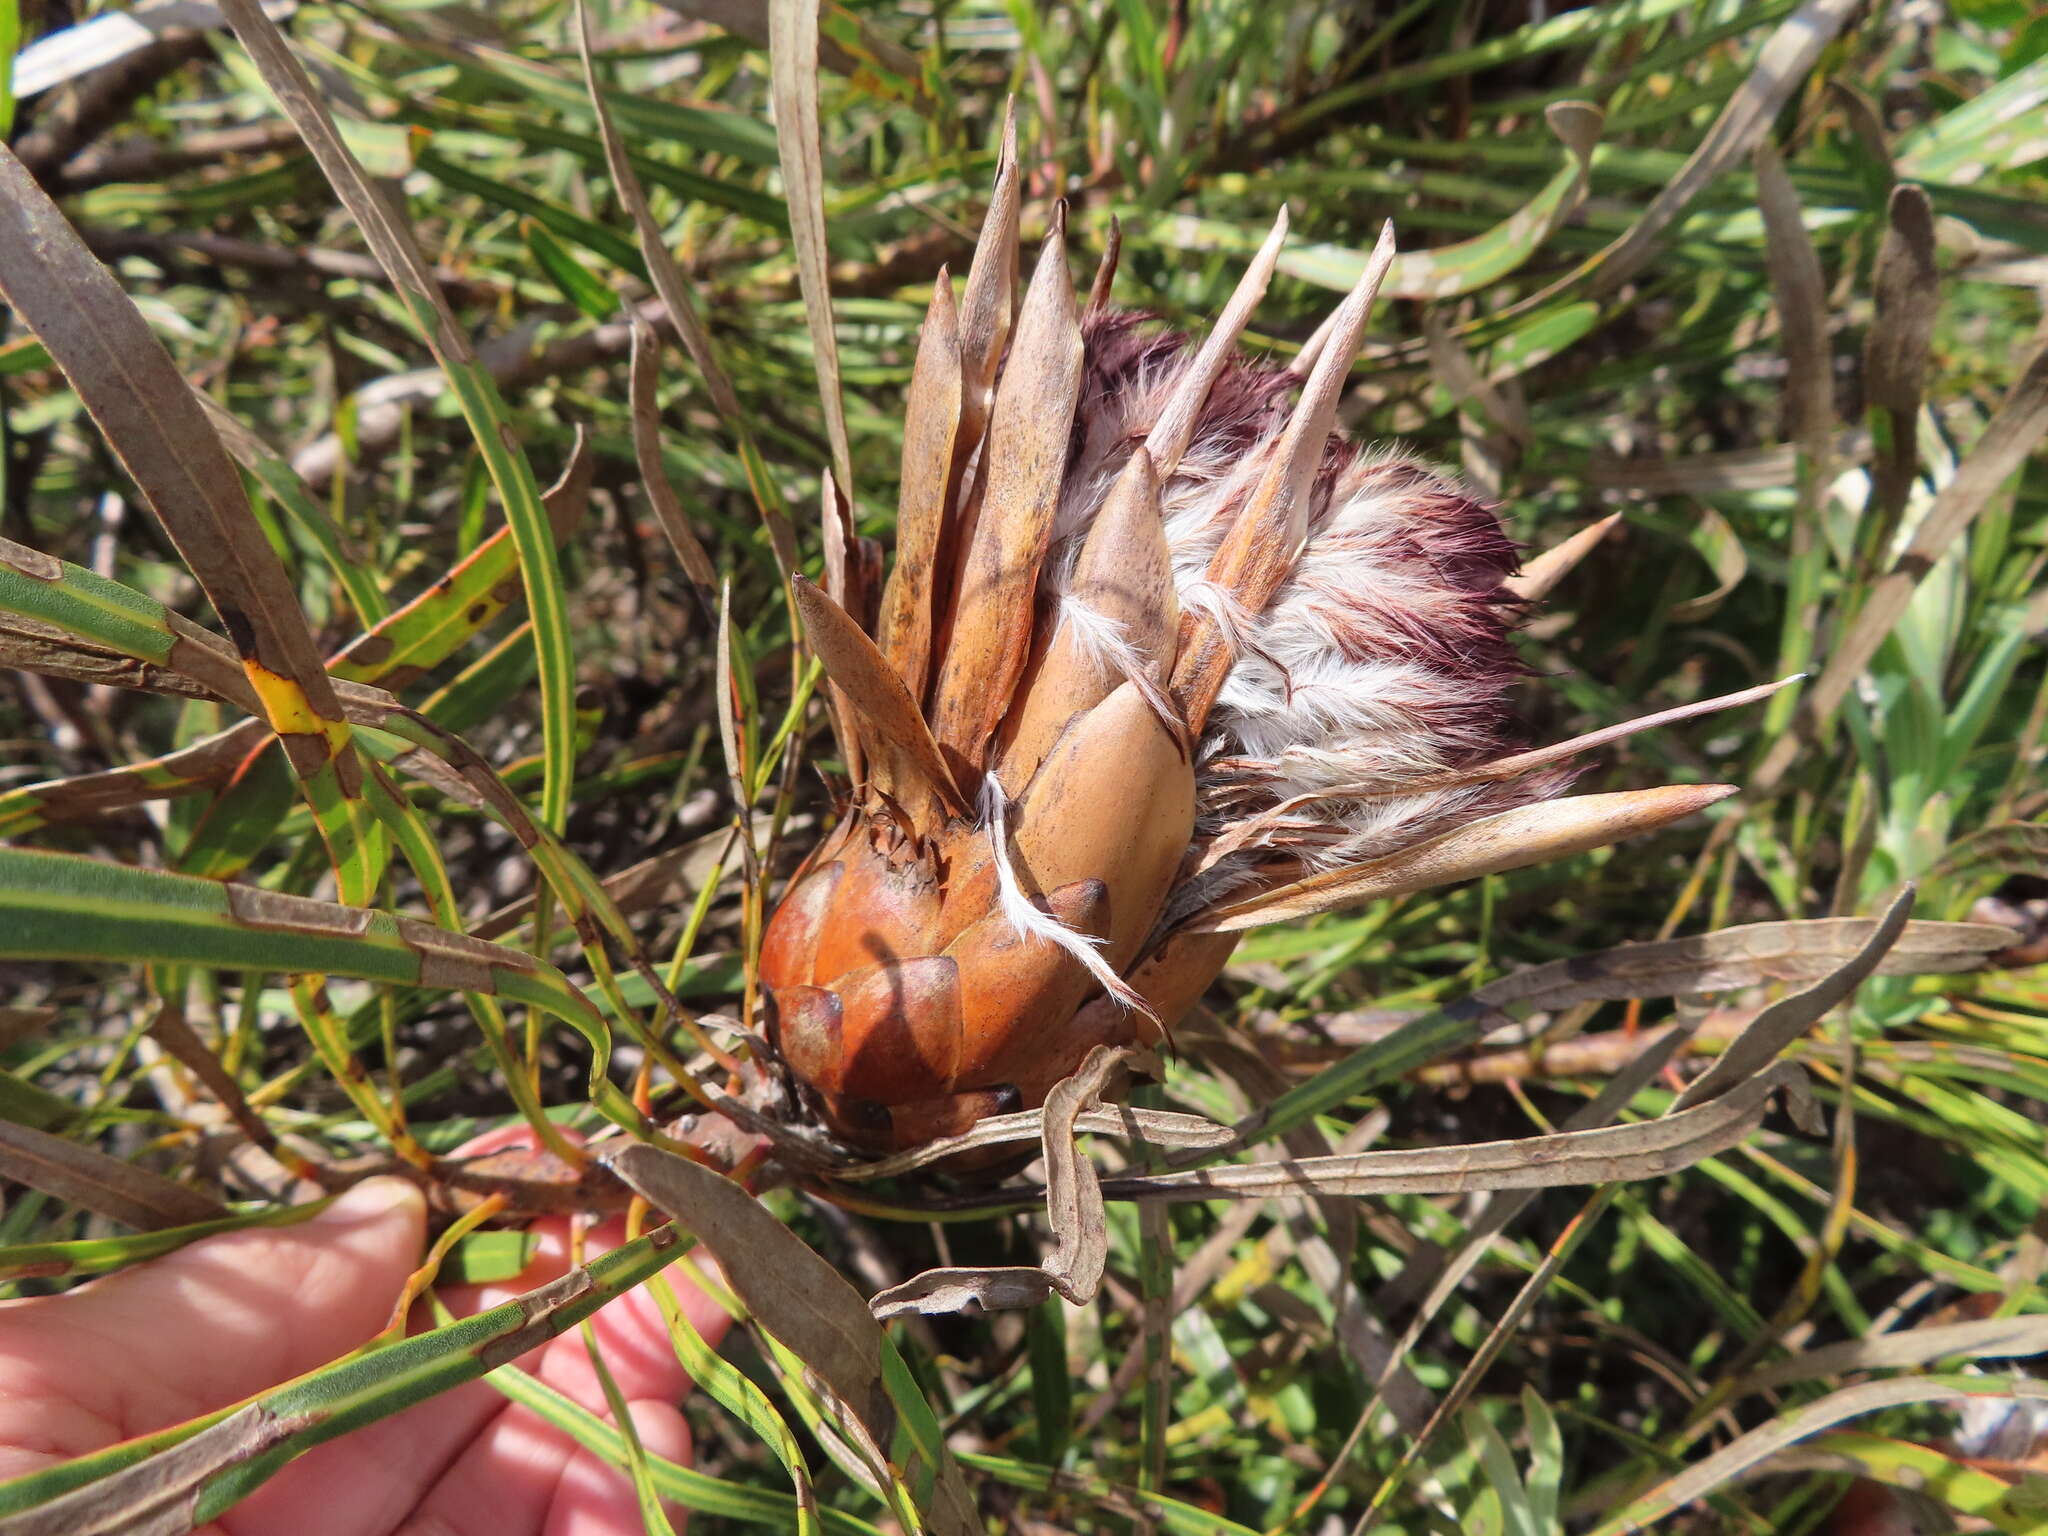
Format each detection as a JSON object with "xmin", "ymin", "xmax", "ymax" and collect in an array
[
  {"xmin": 215, "ymin": 0, "xmax": 579, "ymax": 832},
  {"xmin": 0, "ymin": 149, "xmax": 336, "ymax": 704},
  {"xmin": 0, "ymin": 146, "xmax": 384, "ymax": 897}
]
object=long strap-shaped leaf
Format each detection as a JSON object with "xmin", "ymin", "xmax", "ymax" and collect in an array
[
  {"xmin": 573, "ymin": 3, "xmax": 800, "ymax": 581},
  {"xmin": 0, "ymin": 444, "xmax": 592, "ymax": 840},
  {"xmin": 0, "ymin": 1121, "xmax": 227, "ymax": 1232},
  {"xmin": 767, "ymin": 0, "xmax": 852, "ymax": 501},
  {"xmin": 0, "ymin": 847, "xmax": 640, "ymax": 1133},
  {"xmin": 214, "ymin": 0, "xmax": 578, "ymax": 834},
  {"xmin": 0, "ymin": 147, "xmax": 383, "ymax": 903}
]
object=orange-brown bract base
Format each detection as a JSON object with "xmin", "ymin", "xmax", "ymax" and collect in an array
[{"xmin": 759, "ymin": 801, "xmax": 1189, "ymax": 1152}]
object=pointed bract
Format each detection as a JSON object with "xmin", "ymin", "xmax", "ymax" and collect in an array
[
  {"xmin": 1170, "ymin": 222, "xmax": 1398, "ymax": 733},
  {"xmin": 928, "ymin": 208, "xmax": 1085, "ymax": 779},
  {"xmin": 955, "ymin": 104, "xmax": 1021, "ymax": 460},
  {"xmin": 792, "ymin": 575, "xmax": 964, "ymax": 826},
  {"xmin": 877, "ymin": 271, "xmax": 964, "ymax": 702},
  {"xmin": 1189, "ymin": 785, "xmax": 1738, "ymax": 933},
  {"xmin": 1505, "ymin": 512, "xmax": 1622, "ymax": 602},
  {"xmin": 1146, "ymin": 206, "xmax": 1288, "ymax": 478},
  {"xmin": 998, "ymin": 449, "xmax": 1175, "ymax": 791}
]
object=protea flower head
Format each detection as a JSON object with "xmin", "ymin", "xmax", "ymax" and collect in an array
[{"xmin": 762, "ymin": 127, "xmax": 1755, "ymax": 1152}]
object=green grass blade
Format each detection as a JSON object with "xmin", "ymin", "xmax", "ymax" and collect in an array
[{"xmin": 217, "ymin": 0, "xmax": 580, "ymax": 834}]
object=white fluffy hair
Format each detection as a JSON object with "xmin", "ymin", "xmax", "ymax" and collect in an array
[
  {"xmin": 979, "ymin": 772, "xmax": 1152, "ymax": 1014},
  {"xmin": 1037, "ymin": 312, "xmax": 1558, "ymax": 877}
]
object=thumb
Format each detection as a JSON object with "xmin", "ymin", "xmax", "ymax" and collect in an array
[{"xmin": 0, "ymin": 1177, "xmax": 428, "ymax": 1467}]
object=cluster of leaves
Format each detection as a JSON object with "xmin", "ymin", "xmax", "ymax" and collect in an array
[{"xmin": 0, "ymin": 0, "xmax": 2046, "ymax": 1531}]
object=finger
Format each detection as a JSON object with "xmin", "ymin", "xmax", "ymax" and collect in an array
[
  {"xmin": 401, "ymin": 1393, "xmax": 693, "ymax": 1536},
  {"xmin": 545, "ymin": 1399, "xmax": 694, "ymax": 1536},
  {"xmin": 255, "ymin": 1205, "xmax": 665, "ymax": 1533},
  {"xmin": 438, "ymin": 1217, "xmax": 729, "ymax": 1422},
  {"xmin": 395, "ymin": 1393, "xmax": 581, "ymax": 1536},
  {"xmin": 436, "ymin": 1123, "xmax": 733, "ymax": 1413},
  {"xmin": 222, "ymin": 1376, "xmax": 510, "ymax": 1536},
  {"xmin": 0, "ymin": 1176, "xmax": 426, "ymax": 1481},
  {"xmin": 404, "ymin": 1222, "xmax": 732, "ymax": 1535},
  {"xmin": 226, "ymin": 1201, "xmax": 592, "ymax": 1533}
]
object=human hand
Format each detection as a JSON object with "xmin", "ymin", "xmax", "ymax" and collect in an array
[{"xmin": 0, "ymin": 1132, "xmax": 728, "ymax": 1536}]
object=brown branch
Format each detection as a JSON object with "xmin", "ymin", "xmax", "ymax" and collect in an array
[
  {"xmin": 80, "ymin": 225, "xmax": 506, "ymax": 304},
  {"xmin": 14, "ymin": 27, "xmax": 213, "ymax": 179},
  {"xmin": 50, "ymin": 119, "xmax": 304, "ymax": 192}
]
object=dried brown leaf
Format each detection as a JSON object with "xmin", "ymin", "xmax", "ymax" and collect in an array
[
  {"xmin": 1754, "ymin": 141, "xmax": 1832, "ymax": 451},
  {"xmin": 1865, "ymin": 185, "xmax": 1940, "ymax": 417},
  {"xmin": 573, "ymin": 3, "xmax": 799, "ymax": 579},
  {"xmin": 1737, "ymin": 1313, "xmax": 2048, "ymax": 1394},
  {"xmin": 1669, "ymin": 887, "xmax": 1913, "ymax": 1113},
  {"xmin": 838, "ymin": 1103, "xmax": 1233, "ymax": 1181},
  {"xmin": 627, "ymin": 314, "xmax": 718, "ymax": 597},
  {"xmin": 767, "ymin": 0, "xmax": 852, "ymax": 501},
  {"xmin": 1100, "ymin": 1061, "xmax": 1810, "ymax": 1203},
  {"xmin": 0, "ymin": 1120, "xmax": 226, "ymax": 1230},
  {"xmin": 1475, "ymin": 914, "xmax": 2011, "ymax": 1018},
  {"xmin": 868, "ymin": 1046, "xmax": 1128, "ymax": 1318},
  {"xmin": 1755, "ymin": 331, "xmax": 2048, "ymax": 790},
  {"xmin": 1589, "ymin": 0, "xmax": 1861, "ymax": 296},
  {"xmin": 1593, "ymin": 1378, "xmax": 2048, "ymax": 1536},
  {"xmin": 1865, "ymin": 184, "xmax": 1940, "ymax": 527},
  {"xmin": 0, "ymin": 148, "xmax": 340, "ymax": 715}
]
